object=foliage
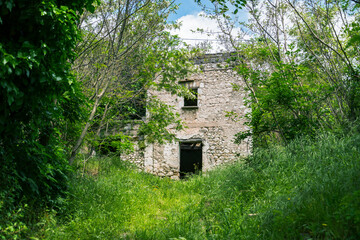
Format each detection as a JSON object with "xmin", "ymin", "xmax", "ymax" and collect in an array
[
  {"xmin": 206, "ymin": 0, "xmax": 360, "ymax": 146},
  {"xmin": 67, "ymin": 0, "xmax": 199, "ymax": 163},
  {"xmin": 231, "ymin": 41, "xmax": 338, "ymax": 146},
  {"xmin": 0, "ymin": 0, "xmax": 95, "ymax": 238},
  {"xmin": 194, "ymin": 0, "xmax": 247, "ymax": 14},
  {"xmin": 92, "ymin": 133, "xmax": 134, "ymax": 155},
  {"xmin": 29, "ymin": 133, "xmax": 360, "ymax": 239},
  {"xmin": 0, "ymin": 203, "xmax": 28, "ymax": 240},
  {"xmin": 138, "ymin": 97, "xmax": 184, "ymax": 144}
]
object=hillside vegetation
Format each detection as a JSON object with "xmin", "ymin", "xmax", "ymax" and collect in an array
[{"xmin": 30, "ymin": 133, "xmax": 360, "ymax": 239}]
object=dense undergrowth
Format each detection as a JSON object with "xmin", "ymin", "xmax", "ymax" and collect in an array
[{"xmin": 30, "ymin": 133, "xmax": 360, "ymax": 239}]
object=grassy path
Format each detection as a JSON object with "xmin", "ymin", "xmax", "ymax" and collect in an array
[{"xmin": 35, "ymin": 134, "xmax": 360, "ymax": 239}]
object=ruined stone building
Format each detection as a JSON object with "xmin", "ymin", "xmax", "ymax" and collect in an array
[{"xmin": 122, "ymin": 53, "xmax": 251, "ymax": 179}]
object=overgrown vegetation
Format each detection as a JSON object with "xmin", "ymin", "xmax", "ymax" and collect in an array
[
  {"xmin": 0, "ymin": 0, "xmax": 197, "ymax": 238},
  {"xmin": 202, "ymin": 0, "xmax": 360, "ymax": 147},
  {"xmin": 67, "ymin": 0, "xmax": 199, "ymax": 164},
  {"xmin": 28, "ymin": 133, "xmax": 360, "ymax": 239},
  {"xmin": 0, "ymin": 0, "xmax": 96, "ymax": 238},
  {"xmin": 1, "ymin": 0, "xmax": 360, "ymax": 238}
]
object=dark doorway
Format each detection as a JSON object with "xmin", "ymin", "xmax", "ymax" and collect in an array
[{"xmin": 180, "ymin": 141, "xmax": 202, "ymax": 179}]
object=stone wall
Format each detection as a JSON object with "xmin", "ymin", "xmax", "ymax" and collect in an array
[{"xmin": 122, "ymin": 53, "xmax": 251, "ymax": 178}]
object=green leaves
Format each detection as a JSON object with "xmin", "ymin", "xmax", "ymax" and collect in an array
[
  {"xmin": 195, "ymin": 0, "xmax": 246, "ymax": 15},
  {"xmin": 224, "ymin": 0, "xmax": 360, "ymax": 146},
  {"xmin": 93, "ymin": 133, "xmax": 134, "ymax": 155},
  {"xmin": 72, "ymin": 1, "xmax": 199, "ymax": 157},
  {"xmin": 233, "ymin": 39, "xmax": 339, "ymax": 146},
  {"xmin": 4, "ymin": 0, "xmax": 14, "ymax": 11},
  {"xmin": 138, "ymin": 97, "xmax": 184, "ymax": 144},
  {"xmin": 0, "ymin": 0, "xmax": 96, "ymax": 232}
]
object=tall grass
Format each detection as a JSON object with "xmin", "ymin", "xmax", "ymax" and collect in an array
[{"xmin": 33, "ymin": 133, "xmax": 360, "ymax": 239}]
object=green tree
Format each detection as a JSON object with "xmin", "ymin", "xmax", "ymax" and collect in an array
[
  {"xmin": 67, "ymin": 0, "xmax": 199, "ymax": 163},
  {"xmin": 204, "ymin": 0, "xmax": 360, "ymax": 146},
  {"xmin": 0, "ymin": 0, "xmax": 96, "ymax": 237}
]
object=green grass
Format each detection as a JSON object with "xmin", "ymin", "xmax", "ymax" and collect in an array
[{"xmin": 32, "ymin": 133, "xmax": 360, "ymax": 239}]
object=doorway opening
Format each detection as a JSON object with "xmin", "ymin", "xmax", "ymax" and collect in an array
[{"xmin": 180, "ymin": 141, "xmax": 202, "ymax": 179}]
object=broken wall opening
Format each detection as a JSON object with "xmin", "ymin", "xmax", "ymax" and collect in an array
[
  {"xmin": 180, "ymin": 141, "xmax": 202, "ymax": 179},
  {"xmin": 184, "ymin": 88, "xmax": 198, "ymax": 107}
]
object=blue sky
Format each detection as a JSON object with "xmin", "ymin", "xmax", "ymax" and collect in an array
[
  {"xmin": 168, "ymin": 0, "xmax": 206, "ymax": 22},
  {"xmin": 167, "ymin": 0, "xmax": 249, "ymax": 52},
  {"xmin": 168, "ymin": 0, "xmax": 248, "ymax": 22}
]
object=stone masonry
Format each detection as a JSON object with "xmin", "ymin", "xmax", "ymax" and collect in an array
[{"xmin": 122, "ymin": 53, "xmax": 251, "ymax": 179}]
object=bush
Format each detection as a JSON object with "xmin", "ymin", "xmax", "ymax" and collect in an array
[
  {"xmin": 92, "ymin": 134, "xmax": 134, "ymax": 155},
  {"xmin": 0, "ymin": 0, "xmax": 95, "ymax": 238}
]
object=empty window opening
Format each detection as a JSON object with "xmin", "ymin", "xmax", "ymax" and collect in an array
[
  {"xmin": 180, "ymin": 141, "xmax": 202, "ymax": 179},
  {"xmin": 184, "ymin": 88, "xmax": 198, "ymax": 107}
]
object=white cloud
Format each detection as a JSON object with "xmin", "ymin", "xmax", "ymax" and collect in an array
[{"xmin": 169, "ymin": 12, "xmax": 239, "ymax": 53}]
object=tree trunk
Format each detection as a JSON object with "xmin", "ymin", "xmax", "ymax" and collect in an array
[{"xmin": 69, "ymin": 81, "xmax": 109, "ymax": 165}]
